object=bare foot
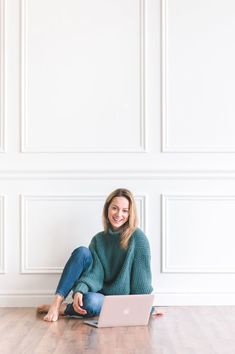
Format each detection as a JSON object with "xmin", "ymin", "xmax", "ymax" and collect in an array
[
  {"xmin": 37, "ymin": 295, "xmax": 66, "ymax": 322},
  {"xmin": 37, "ymin": 303, "xmax": 60, "ymax": 321},
  {"xmin": 43, "ymin": 303, "xmax": 66, "ymax": 322}
]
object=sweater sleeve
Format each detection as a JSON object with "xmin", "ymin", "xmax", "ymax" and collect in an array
[
  {"xmin": 73, "ymin": 236, "xmax": 104, "ymax": 295},
  {"xmin": 130, "ymin": 231, "xmax": 153, "ymax": 294}
]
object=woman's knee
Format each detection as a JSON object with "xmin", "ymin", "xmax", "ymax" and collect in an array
[
  {"xmin": 83, "ymin": 292, "xmax": 104, "ymax": 317},
  {"xmin": 72, "ymin": 246, "xmax": 90, "ymax": 257},
  {"xmin": 71, "ymin": 246, "xmax": 92, "ymax": 266}
]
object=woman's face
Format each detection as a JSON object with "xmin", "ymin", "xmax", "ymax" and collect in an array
[{"xmin": 108, "ymin": 196, "xmax": 130, "ymax": 230}]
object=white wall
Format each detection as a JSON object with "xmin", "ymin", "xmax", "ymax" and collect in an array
[{"xmin": 1, "ymin": 0, "xmax": 235, "ymax": 306}]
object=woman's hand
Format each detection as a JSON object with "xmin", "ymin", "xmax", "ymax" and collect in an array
[
  {"xmin": 152, "ymin": 307, "xmax": 164, "ymax": 317},
  {"xmin": 73, "ymin": 292, "xmax": 87, "ymax": 315}
]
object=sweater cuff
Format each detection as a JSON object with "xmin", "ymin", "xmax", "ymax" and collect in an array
[{"xmin": 73, "ymin": 283, "xmax": 89, "ymax": 295}]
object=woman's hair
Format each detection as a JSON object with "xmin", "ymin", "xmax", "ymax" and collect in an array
[{"xmin": 102, "ymin": 188, "xmax": 138, "ymax": 249}]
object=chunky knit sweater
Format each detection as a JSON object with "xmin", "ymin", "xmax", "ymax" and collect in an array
[{"xmin": 73, "ymin": 227, "xmax": 153, "ymax": 295}]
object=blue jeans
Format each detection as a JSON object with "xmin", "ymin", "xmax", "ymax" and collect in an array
[{"xmin": 56, "ymin": 246, "xmax": 104, "ymax": 318}]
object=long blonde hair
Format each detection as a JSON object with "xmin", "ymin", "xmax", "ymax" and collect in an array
[{"xmin": 102, "ymin": 188, "xmax": 138, "ymax": 249}]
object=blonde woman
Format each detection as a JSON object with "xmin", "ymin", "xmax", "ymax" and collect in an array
[{"xmin": 38, "ymin": 188, "xmax": 155, "ymax": 322}]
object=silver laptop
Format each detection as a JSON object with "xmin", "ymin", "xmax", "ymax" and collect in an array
[{"xmin": 84, "ymin": 294, "xmax": 154, "ymax": 328}]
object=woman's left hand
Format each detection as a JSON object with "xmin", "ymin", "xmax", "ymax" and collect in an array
[
  {"xmin": 73, "ymin": 292, "xmax": 87, "ymax": 315},
  {"xmin": 152, "ymin": 308, "xmax": 164, "ymax": 316}
]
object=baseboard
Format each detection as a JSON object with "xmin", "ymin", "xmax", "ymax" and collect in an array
[
  {"xmin": 155, "ymin": 292, "xmax": 235, "ymax": 306},
  {"xmin": 0, "ymin": 292, "xmax": 73, "ymax": 307},
  {"xmin": 1, "ymin": 292, "xmax": 235, "ymax": 307}
]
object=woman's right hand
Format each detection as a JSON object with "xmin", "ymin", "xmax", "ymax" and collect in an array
[{"xmin": 73, "ymin": 292, "xmax": 87, "ymax": 315}]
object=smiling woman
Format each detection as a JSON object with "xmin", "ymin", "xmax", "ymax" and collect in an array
[
  {"xmin": 103, "ymin": 189, "xmax": 137, "ymax": 249},
  {"xmin": 37, "ymin": 188, "xmax": 154, "ymax": 322},
  {"xmin": 108, "ymin": 197, "xmax": 129, "ymax": 230}
]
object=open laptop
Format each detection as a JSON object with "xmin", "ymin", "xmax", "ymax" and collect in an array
[{"xmin": 84, "ymin": 294, "xmax": 154, "ymax": 328}]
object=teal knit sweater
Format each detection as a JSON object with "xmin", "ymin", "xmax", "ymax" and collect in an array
[{"xmin": 74, "ymin": 227, "xmax": 153, "ymax": 295}]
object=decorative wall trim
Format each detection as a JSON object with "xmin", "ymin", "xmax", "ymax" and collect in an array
[
  {"xmin": 20, "ymin": 194, "xmax": 146, "ymax": 273},
  {"xmin": 20, "ymin": 0, "xmax": 147, "ymax": 153},
  {"xmin": 20, "ymin": 195, "xmax": 104, "ymax": 273},
  {"xmin": 0, "ymin": 0, "xmax": 5, "ymax": 153},
  {"xmin": 3, "ymin": 169, "xmax": 235, "ymax": 180},
  {"xmin": 0, "ymin": 195, "xmax": 5, "ymax": 273},
  {"xmin": 139, "ymin": 0, "xmax": 146, "ymax": 152},
  {"xmin": 0, "ymin": 170, "xmax": 235, "ymax": 181},
  {"xmin": 162, "ymin": 195, "xmax": 235, "ymax": 273},
  {"xmin": 20, "ymin": 0, "xmax": 27, "ymax": 153},
  {"xmin": 161, "ymin": 0, "xmax": 168, "ymax": 153},
  {"xmin": 161, "ymin": 0, "xmax": 235, "ymax": 153}
]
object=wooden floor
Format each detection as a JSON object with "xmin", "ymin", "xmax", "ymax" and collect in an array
[{"xmin": 1, "ymin": 306, "xmax": 235, "ymax": 354}]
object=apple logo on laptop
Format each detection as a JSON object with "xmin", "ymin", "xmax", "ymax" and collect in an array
[{"xmin": 123, "ymin": 308, "xmax": 130, "ymax": 315}]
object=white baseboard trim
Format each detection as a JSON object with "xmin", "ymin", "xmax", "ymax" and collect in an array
[
  {"xmin": 0, "ymin": 292, "xmax": 73, "ymax": 307},
  {"xmin": 0, "ymin": 295, "xmax": 52, "ymax": 307},
  {"xmin": 155, "ymin": 292, "xmax": 235, "ymax": 306},
  {"xmin": 1, "ymin": 293, "xmax": 235, "ymax": 307}
]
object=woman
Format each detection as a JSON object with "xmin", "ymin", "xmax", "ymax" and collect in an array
[{"xmin": 38, "ymin": 188, "xmax": 155, "ymax": 322}]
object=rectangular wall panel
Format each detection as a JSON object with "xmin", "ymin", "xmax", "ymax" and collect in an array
[
  {"xmin": 0, "ymin": 196, "xmax": 5, "ymax": 273},
  {"xmin": 0, "ymin": 0, "xmax": 5, "ymax": 153},
  {"xmin": 21, "ymin": 195, "xmax": 145, "ymax": 273},
  {"xmin": 162, "ymin": 195, "xmax": 235, "ymax": 273},
  {"xmin": 21, "ymin": 0, "xmax": 146, "ymax": 152},
  {"xmin": 162, "ymin": 0, "xmax": 235, "ymax": 152}
]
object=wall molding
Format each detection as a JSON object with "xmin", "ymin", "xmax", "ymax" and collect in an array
[
  {"xmin": 20, "ymin": 195, "xmax": 105, "ymax": 273},
  {"xmin": 161, "ymin": 0, "xmax": 168, "ymax": 153},
  {"xmin": 0, "ymin": 195, "xmax": 5, "ymax": 273},
  {"xmin": 3, "ymin": 169, "xmax": 235, "ymax": 180},
  {"xmin": 161, "ymin": 194, "xmax": 235, "ymax": 273},
  {"xmin": 20, "ymin": 194, "xmax": 146, "ymax": 273},
  {"xmin": 161, "ymin": 0, "xmax": 235, "ymax": 153},
  {"xmin": 0, "ymin": 0, "xmax": 5, "ymax": 153},
  {"xmin": 0, "ymin": 169, "xmax": 235, "ymax": 180},
  {"xmin": 20, "ymin": 0, "xmax": 147, "ymax": 153}
]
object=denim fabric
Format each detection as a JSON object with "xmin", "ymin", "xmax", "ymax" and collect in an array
[
  {"xmin": 55, "ymin": 246, "xmax": 92, "ymax": 298},
  {"xmin": 64, "ymin": 292, "xmax": 105, "ymax": 318}
]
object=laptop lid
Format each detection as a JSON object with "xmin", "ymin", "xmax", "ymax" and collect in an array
[{"xmin": 91, "ymin": 294, "xmax": 154, "ymax": 328}]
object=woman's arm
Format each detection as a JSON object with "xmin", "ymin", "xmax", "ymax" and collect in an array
[{"xmin": 130, "ymin": 232, "xmax": 153, "ymax": 294}]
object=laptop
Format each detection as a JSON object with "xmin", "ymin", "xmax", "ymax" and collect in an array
[{"xmin": 84, "ymin": 294, "xmax": 154, "ymax": 328}]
